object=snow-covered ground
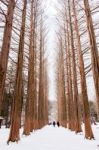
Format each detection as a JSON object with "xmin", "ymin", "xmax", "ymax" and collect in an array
[{"xmin": 0, "ymin": 123, "xmax": 99, "ymax": 150}]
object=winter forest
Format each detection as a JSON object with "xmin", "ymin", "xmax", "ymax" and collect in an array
[{"xmin": 0, "ymin": 0, "xmax": 99, "ymax": 149}]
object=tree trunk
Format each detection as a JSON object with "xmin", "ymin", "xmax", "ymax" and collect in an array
[
  {"xmin": 69, "ymin": 0, "xmax": 82, "ymax": 133},
  {"xmin": 60, "ymin": 38, "xmax": 67, "ymax": 127},
  {"xmin": 7, "ymin": 0, "xmax": 27, "ymax": 143},
  {"xmin": 23, "ymin": 0, "xmax": 35, "ymax": 135},
  {"xmin": 72, "ymin": 0, "xmax": 94, "ymax": 139},
  {"xmin": 83, "ymin": 0, "xmax": 99, "ymax": 119},
  {"xmin": 67, "ymin": 0, "xmax": 75, "ymax": 131},
  {"xmin": 38, "ymin": 15, "xmax": 45, "ymax": 129},
  {"xmin": 0, "ymin": 0, "xmax": 15, "ymax": 115}
]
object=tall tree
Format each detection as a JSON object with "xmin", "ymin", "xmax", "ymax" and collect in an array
[
  {"xmin": 83, "ymin": 0, "xmax": 99, "ymax": 119},
  {"xmin": 43, "ymin": 60, "xmax": 48, "ymax": 125},
  {"xmin": 64, "ymin": 8, "xmax": 71, "ymax": 129},
  {"xmin": 57, "ymin": 36, "xmax": 67, "ymax": 127},
  {"xmin": 8, "ymin": 0, "xmax": 27, "ymax": 143},
  {"xmin": 67, "ymin": 0, "xmax": 75, "ymax": 131},
  {"xmin": 69, "ymin": 0, "xmax": 81, "ymax": 133},
  {"xmin": 0, "ymin": 0, "xmax": 15, "ymax": 115},
  {"xmin": 72, "ymin": 0, "xmax": 94, "ymax": 139},
  {"xmin": 38, "ymin": 14, "xmax": 46, "ymax": 129},
  {"xmin": 23, "ymin": 0, "xmax": 36, "ymax": 135}
]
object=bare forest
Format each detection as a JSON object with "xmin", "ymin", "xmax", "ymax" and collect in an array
[{"xmin": 0, "ymin": 0, "xmax": 99, "ymax": 143}]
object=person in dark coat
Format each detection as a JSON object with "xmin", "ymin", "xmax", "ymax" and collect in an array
[
  {"xmin": 57, "ymin": 121, "xmax": 60, "ymax": 127},
  {"xmin": 53, "ymin": 121, "xmax": 56, "ymax": 127}
]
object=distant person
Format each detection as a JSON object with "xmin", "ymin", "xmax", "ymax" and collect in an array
[
  {"xmin": 53, "ymin": 121, "xmax": 56, "ymax": 127},
  {"xmin": 57, "ymin": 121, "xmax": 60, "ymax": 127}
]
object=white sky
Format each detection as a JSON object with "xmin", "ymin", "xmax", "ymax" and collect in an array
[{"xmin": 43, "ymin": 0, "xmax": 59, "ymax": 101}]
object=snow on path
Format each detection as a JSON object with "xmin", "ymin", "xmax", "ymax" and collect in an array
[{"xmin": 0, "ymin": 124, "xmax": 99, "ymax": 150}]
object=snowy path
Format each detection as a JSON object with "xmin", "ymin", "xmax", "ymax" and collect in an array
[{"xmin": 0, "ymin": 125, "xmax": 99, "ymax": 150}]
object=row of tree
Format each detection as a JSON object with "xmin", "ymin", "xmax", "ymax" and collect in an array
[
  {"xmin": 0, "ymin": 0, "xmax": 98, "ymax": 143},
  {"xmin": 56, "ymin": 0, "xmax": 99, "ymax": 140},
  {"xmin": 0, "ymin": 0, "xmax": 48, "ymax": 143}
]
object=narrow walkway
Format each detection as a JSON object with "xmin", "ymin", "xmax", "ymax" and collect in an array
[{"xmin": 0, "ymin": 125, "xmax": 99, "ymax": 150}]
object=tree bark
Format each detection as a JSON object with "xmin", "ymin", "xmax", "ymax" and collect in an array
[
  {"xmin": 7, "ymin": 0, "xmax": 27, "ymax": 143},
  {"xmin": 0, "ymin": 0, "xmax": 15, "ymax": 115},
  {"xmin": 67, "ymin": 0, "xmax": 75, "ymax": 131},
  {"xmin": 38, "ymin": 15, "xmax": 45, "ymax": 129},
  {"xmin": 72, "ymin": 0, "xmax": 94, "ymax": 139},
  {"xmin": 83, "ymin": 0, "xmax": 99, "ymax": 119},
  {"xmin": 23, "ymin": 0, "xmax": 35, "ymax": 135},
  {"xmin": 70, "ymin": 0, "xmax": 82, "ymax": 133}
]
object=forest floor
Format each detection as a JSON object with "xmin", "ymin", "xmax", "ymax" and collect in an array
[{"xmin": 0, "ymin": 123, "xmax": 99, "ymax": 150}]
